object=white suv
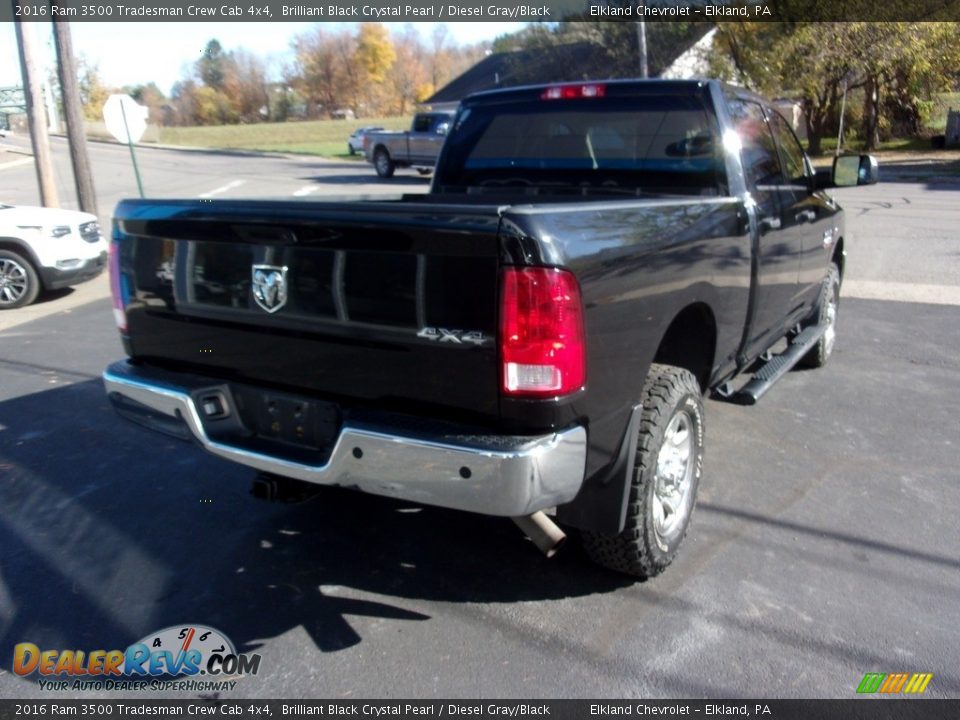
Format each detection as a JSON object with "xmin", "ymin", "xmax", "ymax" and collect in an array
[{"xmin": 0, "ymin": 204, "xmax": 108, "ymax": 309}]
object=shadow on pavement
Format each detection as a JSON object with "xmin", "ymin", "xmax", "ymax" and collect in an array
[
  {"xmin": 0, "ymin": 379, "xmax": 629, "ymax": 666},
  {"xmin": 878, "ymin": 157, "xmax": 960, "ymax": 186}
]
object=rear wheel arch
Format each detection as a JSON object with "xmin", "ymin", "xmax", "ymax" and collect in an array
[
  {"xmin": 652, "ymin": 302, "xmax": 718, "ymax": 393},
  {"xmin": 556, "ymin": 303, "xmax": 716, "ymax": 537}
]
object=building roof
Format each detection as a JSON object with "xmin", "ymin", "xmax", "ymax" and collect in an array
[
  {"xmin": 426, "ymin": 43, "xmax": 603, "ymax": 105},
  {"xmin": 425, "ymin": 28, "xmax": 715, "ymax": 106}
]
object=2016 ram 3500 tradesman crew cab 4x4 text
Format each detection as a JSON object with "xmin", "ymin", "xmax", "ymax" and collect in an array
[{"xmin": 103, "ymin": 80, "xmax": 877, "ymax": 578}]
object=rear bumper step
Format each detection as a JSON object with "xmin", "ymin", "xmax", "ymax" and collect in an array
[{"xmin": 103, "ymin": 361, "xmax": 586, "ymax": 517}]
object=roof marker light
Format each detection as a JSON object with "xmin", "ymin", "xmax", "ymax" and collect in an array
[{"xmin": 540, "ymin": 84, "xmax": 607, "ymax": 101}]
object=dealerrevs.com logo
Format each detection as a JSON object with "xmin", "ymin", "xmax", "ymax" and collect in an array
[{"xmin": 13, "ymin": 624, "xmax": 262, "ymax": 692}]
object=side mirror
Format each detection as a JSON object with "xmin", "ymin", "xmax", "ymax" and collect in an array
[{"xmin": 833, "ymin": 154, "xmax": 879, "ymax": 187}]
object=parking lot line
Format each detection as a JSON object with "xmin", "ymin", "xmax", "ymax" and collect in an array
[
  {"xmin": 198, "ymin": 179, "xmax": 246, "ymax": 198},
  {"xmin": 292, "ymin": 185, "xmax": 319, "ymax": 197},
  {"xmin": 0, "ymin": 157, "xmax": 34, "ymax": 171}
]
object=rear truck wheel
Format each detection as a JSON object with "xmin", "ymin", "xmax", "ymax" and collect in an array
[
  {"xmin": 373, "ymin": 147, "xmax": 395, "ymax": 178},
  {"xmin": 800, "ymin": 262, "xmax": 840, "ymax": 368},
  {"xmin": 417, "ymin": 168, "xmax": 432, "ymax": 176},
  {"xmin": 0, "ymin": 250, "xmax": 40, "ymax": 309},
  {"xmin": 582, "ymin": 364, "xmax": 704, "ymax": 578}
]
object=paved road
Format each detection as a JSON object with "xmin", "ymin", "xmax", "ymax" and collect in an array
[
  {"xmin": 0, "ymin": 135, "xmax": 430, "ymax": 334},
  {"xmin": 0, "ymin": 140, "xmax": 958, "ymax": 700},
  {"xmin": 0, "ymin": 133, "xmax": 430, "ymax": 220}
]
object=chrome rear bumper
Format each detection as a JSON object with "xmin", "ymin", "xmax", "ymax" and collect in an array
[{"xmin": 103, "ymin": 361, "xmax": 586, "ymax": 517}]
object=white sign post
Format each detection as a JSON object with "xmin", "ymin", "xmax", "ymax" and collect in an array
[{"xmin": 103, "ymin": 94, "xmax": 148, "ymax": 197}]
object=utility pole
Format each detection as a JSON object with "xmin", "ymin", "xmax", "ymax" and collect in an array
[
  {"xmin": 43, "ymin": 81, "xmax": 59, "ymax": 133},
  {"xmin": 637, "ymin": 21, "xmax": 649, "ymax": 79},
  {"xmin": 52, "ymin": 15, "xmax": 97, "ymax": 214},
  {"xmin": 14, "ymin": 5, "xmax": 59, "ymax": 207}
]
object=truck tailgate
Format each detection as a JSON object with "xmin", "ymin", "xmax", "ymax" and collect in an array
[{"xmin": 113, "ymin": 199, "xmax": 503, "ymax": 422}]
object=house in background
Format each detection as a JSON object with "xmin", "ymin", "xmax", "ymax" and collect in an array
[
  {"xmin": 424, "ymin": 28, "xmax": 714, "ymax": 111},
  {"xmin": 661, "ymin": 28, "xmax": 807, "ymax": 138},
  {"xmin": 424, "ymin": 42, "xmax": 614, "ymax": 112}
]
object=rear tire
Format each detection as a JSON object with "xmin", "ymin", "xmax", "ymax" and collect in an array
[
  {"xmin": 373, "ymin": 148, "xmax": 395, "ymax": 178},
  {"xmin": 582, "ymin": 364, "xmax": 704, "ymax": 578},
  {"xmin": 0, "ymin": 250, "xmax": 40, "ymax": 309},
  {"xmin": 799, "ymin": 263, "xmax": 840, "ymax": 368}
]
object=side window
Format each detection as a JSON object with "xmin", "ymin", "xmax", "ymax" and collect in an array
[
  {"xmin": 412, "ymin": 115, "xmax": 431, "ymax": 133},
  {"xmin": 768, "ymin": 111, "xmax": 809, "ymax": 187},
  {"xmin": 727, "ymin": 98, "xmax": 783, "ymax": 189}
]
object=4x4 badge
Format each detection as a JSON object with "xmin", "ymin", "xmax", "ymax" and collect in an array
[
  {"xmin": 252, "ymin": 264, "xmax": 288, "ymax": 313},
  {"xmin": 416, "ymin": 327, "xmax": 488, "ymax": 345}
]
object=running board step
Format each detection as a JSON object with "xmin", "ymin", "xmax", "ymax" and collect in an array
[{"xmin": 733, "ymin": 324, "xmax": 828, "ymax": 405}]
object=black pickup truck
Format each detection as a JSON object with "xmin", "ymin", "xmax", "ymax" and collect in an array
[{"xmin": 103, "ymin": 80, "xmax": 877, "ymax": 578}]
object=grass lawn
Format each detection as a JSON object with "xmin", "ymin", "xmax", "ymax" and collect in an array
[
  {"xmin": 927, "ymin": 92, "xmax": 960, "ymax": 132},
  {"xmin": 156, "ymin": 116, "xmax": 410, "ymax": 158},
  {"xmin": 806, "ymin": 135, "xmax": 947, "ymax": 158}
]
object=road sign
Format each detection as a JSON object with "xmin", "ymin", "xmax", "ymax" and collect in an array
[
  {"xmin": 103, "ymin": 94, "xmax": 147, "ymax": 144},
  {"xmin": 103, "ymin": 94, "xmax": 146, "ymax": 196}
]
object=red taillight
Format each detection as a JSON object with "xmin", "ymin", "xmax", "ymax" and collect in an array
[
  {"xmin": 540, "ymin": 83, "xmax": 606, "ymax": 101},
  {"xmin": 108, "ymin": 241, "xmax": 127, "ymax": 333},
  {"xmin": 500, "ymin": 267, "xmax": 585, "ymax": 398}
]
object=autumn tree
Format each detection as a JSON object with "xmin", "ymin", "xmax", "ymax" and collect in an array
[
  {"xmin": 388, "ymin": 25, "xmax": 431, "ymax": 115},
  {"xmin": 290, "ymin": 27, "xmax": 347, "ymax": 117},
  {"xmin": 355, "ymin": 23, "xmax": 395, "ymax": 83},
  {"xmin": 353, "ymin": 23, "xmax": 396, "ymax": 116},
  {"xmin": 223, "ymin": 49, "xmax": 271, "ymax": 122},
  {"xmin": 76, "ymin": 56, "xmax": 112, "ymax": 121},
  {"xmin": 126, "ymin": 82, "xmax": 167, "ymax": 125},
  {"xmin": 169, "ymin": 80, "xmax": 198, "ymax": 125},
  {"xmin": 288, "ymin": 27, "xmax": 371, "ymax": 117}
]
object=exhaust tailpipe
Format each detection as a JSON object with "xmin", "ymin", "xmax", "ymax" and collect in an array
[
  {"xmin": 512, "ymin": 511, "xmax": 566, "ymax": 558},
  {"xmin": 251, "ymin": 473, "xmax": 321, "ymax": 504}
]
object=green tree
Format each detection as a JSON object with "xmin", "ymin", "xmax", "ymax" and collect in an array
[
  {"xmin": 198, "ymin": 39, "xmax": 228, "ymax": 91},
  {"xmin": 710, "ymin": 21, "xmax": 960, "ymax": 153}
]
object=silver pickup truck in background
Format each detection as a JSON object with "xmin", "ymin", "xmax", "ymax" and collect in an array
[{"xmin": 363, "ymin": 110, "xmax": 454, "ymax": 178}]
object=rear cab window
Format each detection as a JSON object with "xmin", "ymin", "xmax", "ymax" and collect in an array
[
  {"xmin": 412, "ymin": 115, "xmax": 433, "ymax": 132},
  {"xmin": 435, "ymin": 90, "xmax": 727, "ymax": 198}
]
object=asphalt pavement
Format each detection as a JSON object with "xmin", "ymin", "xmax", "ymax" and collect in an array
[{"xmin": 0, "ymin": 139, "xmax": 958, "ymax": 700}]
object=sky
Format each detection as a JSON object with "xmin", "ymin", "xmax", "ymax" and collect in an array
[{"xmin": 1, "ymin": 21, "xmax": 526, "ymax": 97}]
